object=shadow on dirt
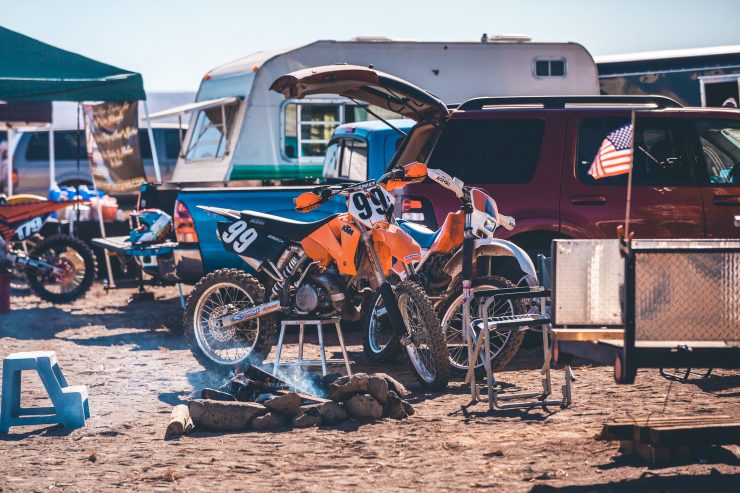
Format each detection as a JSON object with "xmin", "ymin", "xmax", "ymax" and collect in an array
[
  {"xmin": 0, "ymin": 424, "xmax": 75, "ymax": 441},
  {"xmin": 597, "ymin": 445, "xmax": 740, "ymax": 471},
  {"xmin": 1, "ymin": 296, "xmax": 184, "ymax": 347},
  {"xmin": 530, "ymin": 471, "xmax": 740, "ymax": 492}
]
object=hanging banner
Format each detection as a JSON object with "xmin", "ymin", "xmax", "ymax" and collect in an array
[{"xmin": 83, "ymin": 101, "xmax": 146, "ymax": 193}]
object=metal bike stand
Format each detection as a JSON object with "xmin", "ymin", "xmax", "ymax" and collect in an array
[
  {"xmin": 466, "ymin": 286, "xmax": 574, "ymax": 412},
  {"xmin": 271, "ymin": 318, "xmax": 353, "ymax": 377}
]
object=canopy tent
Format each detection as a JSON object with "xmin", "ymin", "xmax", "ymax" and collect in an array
[
  {"xmin": 0, "ymin": 26, "xmax": 145, "ymax": 103},
  {"xmin": 0, "ymin": 25, "xmax": 158, "ymax": 288},
  {"xmin": 0, "ymin": 25, "xmax": 159, "ymax": 196}
]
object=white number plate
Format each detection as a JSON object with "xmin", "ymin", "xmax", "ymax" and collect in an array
[
  {"xmin": 348, "ymin": 186, "xmax": 394, "ymax": 228},
  {"xmin": 221, "ymin": 220, "xmax": 259, "ymax": 253}
]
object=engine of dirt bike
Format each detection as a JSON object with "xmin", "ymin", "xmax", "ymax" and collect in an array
[{"xmin": 269, "ymin": 248, "xmax": 362, "ymax": 322}]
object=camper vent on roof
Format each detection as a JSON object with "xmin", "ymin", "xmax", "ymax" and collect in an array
[
  {"xmin": 350, "ymin": 36, "xmax": 393, "ymax": 42},
  {"xmin": 482, "ymin": 34, "xmax": 532, "ymax": 43}
]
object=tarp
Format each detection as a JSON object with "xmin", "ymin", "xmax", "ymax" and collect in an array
[{"xmin": 0, "ymin": 26, "xmax": 145, "ymax": 103}]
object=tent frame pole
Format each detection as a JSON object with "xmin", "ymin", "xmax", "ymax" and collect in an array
[
  {"xmin": 49, "ymin": 125, "xmax": 56, "ymax": 188},
  {"xmin": 6, "ymin": 126, "xmax": 14, "ymax": 196},
  {"xmin": 143, "ymin": 100, "xmax": 162, "ymax": 183}
]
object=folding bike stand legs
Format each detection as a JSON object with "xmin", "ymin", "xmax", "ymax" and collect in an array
[
  {"xmin": 271, "ymin": 318, "xmax": 353, "ymax": 377},
  {"xmin": 463, "ymin": 286, "xmax": 574, "ymax": 412}
]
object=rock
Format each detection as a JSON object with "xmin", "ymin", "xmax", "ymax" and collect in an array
[
  {"xmin": 345, "ymin": 394, "xmax": 383, "ymax": 421},
  {"xmin": 374, "ymin": 373, "xmax": 411, "ymax": 398},
  {"xmin": 252, "ymin": 412, "xmax": 290, "ymax": 431},
  {"xmin": 264, "ymin": 392, "xmax": 301, "ymax": 417},
  {"xmin": 327, "ymin": 373, "xmax": 370, "ymax": 402},
  {"xmin": 293, "ymin": 412, "xmax": 322, "ymax": 428},
  {"xmin": 367, "ymin": 376, "xmax": 389, "ymax": 404},
  {"xmin": 300, "ymin": 404, "xmax": 322, "ymax": 417},
  {"xmin": 319, "ymin": 401, "xmax": 348, "ymax": 424},
  {"xmin": 383, "ymin": 390, "xmax": 411, "ymax": 420},
  {"xmin": 200, "ymin": 388, "xmax": 236, "ymax": 401},
  {"xmin": 188, "ymin": 399, "xmax": 266, "ymax": 432}
]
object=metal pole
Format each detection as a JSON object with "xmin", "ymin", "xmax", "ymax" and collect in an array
[
  {"xmin": 49, "ymin": 126, "xmax": 56, "ymax": 188},
  {"xmin": 142, "ymin": 100, "xmax": 162, "ymax": 183},
  {"xmin": 6, "ymin": 127, "xmax": 14, "ymax": 196},
  {"xmin": 624, "ymin": 110, "xmax": 637, "ymax": 239}
]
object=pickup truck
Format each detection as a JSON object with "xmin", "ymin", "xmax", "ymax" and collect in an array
[{"xmin": 139, "ymin": 119, "xmax": 413, "ymax": 284}]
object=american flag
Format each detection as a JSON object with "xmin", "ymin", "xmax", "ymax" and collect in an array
[{"xmin": 588, "ymin": 123, "xmax": 634, "ymax": 179}]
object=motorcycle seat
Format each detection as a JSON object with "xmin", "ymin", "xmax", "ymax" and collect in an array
[
  {"xmin": 397, "ymin": 219, "xmax": 439, "ymax": 250},
  {"xmin": 238, "ymin": 210, "xmax": 339, "ymax": 242}
]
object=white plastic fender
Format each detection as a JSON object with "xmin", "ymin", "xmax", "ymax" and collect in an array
[{"xmin": 442, "ymin": 238, "xmax": 538, "ymax": 287}]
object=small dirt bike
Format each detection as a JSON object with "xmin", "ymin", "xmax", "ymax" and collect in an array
[
  {"xmin": 0, "ymin": 196, "xmax": 97, "ymax": 303},
  {"xmin": 365, "ymin": 167, "xmax": 538, "ymax": 374},
  {"xmin": 184, "ymin": 163, "xmax": 449, "ymax": 389}
]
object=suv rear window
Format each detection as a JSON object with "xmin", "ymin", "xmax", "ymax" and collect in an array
[
  {"xmin": 427, "ymin": 119, "xmax": 545, "ymax": 184},
  {"xmin": 577, "ymin": 118, "xmax": 694, "ymax": 185}
]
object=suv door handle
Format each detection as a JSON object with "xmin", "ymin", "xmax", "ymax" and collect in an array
[
  {"xmin": 713, "ymin": 195, "xmax": 740, "ymax": 206},
  {"xmin": 570, "ymin": 195, "xmax": 607, "ymax": 206}
]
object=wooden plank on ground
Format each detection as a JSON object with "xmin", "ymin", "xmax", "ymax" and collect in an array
[
  {"xmin": 599, "ymin": 415, "xmax": 733, "ymax": 441},
  {"xmin": 649, "ymin": 422, "xmax": 740, "ymax": 447}
]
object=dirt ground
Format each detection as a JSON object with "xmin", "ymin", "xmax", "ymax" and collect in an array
[{"xmin": 0, "ymin": 285, "xmax": 738, "ymax": 492}]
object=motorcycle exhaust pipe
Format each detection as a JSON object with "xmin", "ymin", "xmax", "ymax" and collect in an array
[{"xmin": 214, "ymin": 300, "xmax": 282, "ymax": 329}]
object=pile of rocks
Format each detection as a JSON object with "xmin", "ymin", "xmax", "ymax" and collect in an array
[{"xmin": 165, "ymin": 373, "xmax": 414, "ymax": 437}]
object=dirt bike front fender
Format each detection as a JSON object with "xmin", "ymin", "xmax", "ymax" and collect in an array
[{"xmin": 442, "ymin": 238, "xmax": 538, "ymax": 287}]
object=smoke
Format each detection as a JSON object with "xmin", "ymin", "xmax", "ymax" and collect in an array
[{"xmin": 256, "ymin": 362, "xmax": 329, "ymax": 399}]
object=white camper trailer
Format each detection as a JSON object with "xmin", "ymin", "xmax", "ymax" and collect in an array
[{"xmin": 152, "ymin": 38, "xmax": 599, "ymax": 183}]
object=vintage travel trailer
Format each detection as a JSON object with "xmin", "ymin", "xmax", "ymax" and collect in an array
[
  {"xmin": 597, "ymin": 45, "xmax": 740, "ymax": 107},
  {"xmin": 152, "ymin": 37, "xmax": 599, "ymax": 183}
]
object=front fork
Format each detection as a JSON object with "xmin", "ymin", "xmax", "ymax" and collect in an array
[
  {"xmin": 461, "ymin": 209, "xmax": 478, "ymax": 399},
  {"xmin": 361, "ymin": 231, "xmax": 408, "ymax": 339}
]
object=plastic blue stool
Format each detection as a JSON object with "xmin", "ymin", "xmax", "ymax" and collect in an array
[{"xmin": 0, "ymin": 351, "xmax": 89, "ymax": 433}]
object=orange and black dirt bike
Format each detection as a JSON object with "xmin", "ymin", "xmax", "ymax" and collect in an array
[
  {"xmin": 0, "ymin": 195, "xmax": 97, "ymax": 303},
  {"xmin": 183, "ymin": 163, "xmax": 450, "ymax": 389}
]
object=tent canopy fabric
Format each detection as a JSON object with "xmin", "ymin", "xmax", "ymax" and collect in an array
[{"xmin": 0, "ymin": 26, "xmax": 145, "ymax": 103}]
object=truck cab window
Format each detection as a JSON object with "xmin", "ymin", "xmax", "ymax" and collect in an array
[
  {"xmin": 322, "ymin": 138, "xmax": 368, "ymax": 181},
  {"xmin": 694, "ymin": 119, "xmax": 740, "ymax": 185},
  {"xmin": 185, "ymin": 102, "xmax": 238, "ymax": 161}
]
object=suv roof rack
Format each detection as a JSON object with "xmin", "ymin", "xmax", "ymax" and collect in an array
[{"xmin": 458, "ymin": 95, "xmax": 683, "ymax": 111}]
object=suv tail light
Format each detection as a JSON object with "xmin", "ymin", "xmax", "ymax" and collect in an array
[
  {"xmin": 174, "ymin": 200, "xmax": 199, "ymax": 243},
  {"xmin": 399, "ymin": 195, "xmax": 437, "ymax": 229}
]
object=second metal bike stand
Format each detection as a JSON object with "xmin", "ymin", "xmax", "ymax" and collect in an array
[
  {"xmin": 465, "ymin": 286, "xmax": 574, "ymax": 412},
  {"xmin": 271, "ymin": 318, "xmax": 353, "ymax": 377}
]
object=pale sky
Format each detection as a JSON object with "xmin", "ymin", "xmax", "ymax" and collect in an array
[{"xmin": 3, "ymin": 0, "xmax": 739, "ymax": 92}]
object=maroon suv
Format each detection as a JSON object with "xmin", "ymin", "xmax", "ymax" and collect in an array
[
  {"xmin": 267, "ymin": 65, "xmax": 739, "ymax": 257},
  {"xmin": 398, "ymin": 96, "xmax": 740, "ymax": 255}
]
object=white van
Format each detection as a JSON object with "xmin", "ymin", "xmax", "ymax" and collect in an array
[{"xmin": 153, "ymin": 37, "xmax": 599, "ymax": 183}]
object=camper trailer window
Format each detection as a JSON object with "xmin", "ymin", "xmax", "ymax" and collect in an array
[
  {"xmin": 534, "ymin": 59, "xmax": 566, "ymax": 77},
  {"xmin": 185, "ymin": 102, "xmax": 238, "ymax": 161},
  {"xmin": 283, "ymin": 102, "xmax": 342, "ymax": 161},
  {"xmin": 695, "ymin": 119, "xmax": 740, "ymax": 185}
]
